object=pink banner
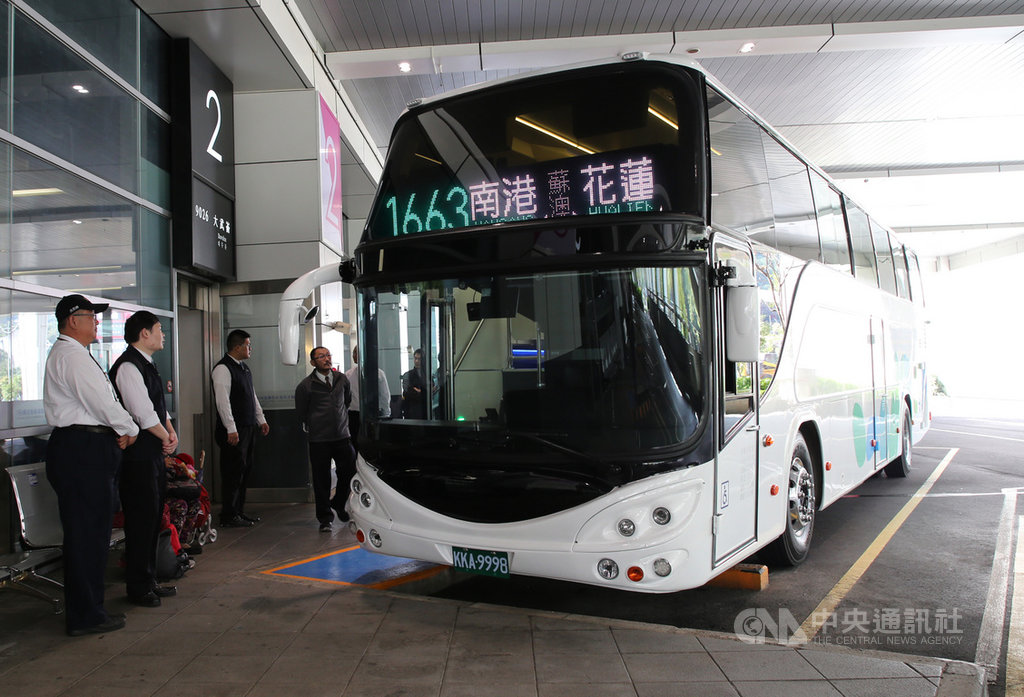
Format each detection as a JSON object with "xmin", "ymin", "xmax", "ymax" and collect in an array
[{"xmin": 319, "ymin": 95, "xmax": 343, "ymax": 253}]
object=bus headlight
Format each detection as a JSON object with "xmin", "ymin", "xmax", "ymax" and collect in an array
[
  {"xmin": 652, "ymin": 507, "xmax": 671, "ymax": 525},
  {"xmin": 352, "ymin": 478, "xmax": 362, "ymax": 494},
  {"xmin": 360, "ymin": 492, "xmax": 373, "ymax": 508},
  {"xmin": 617, "ymin": 518, "xmax": 636, "ymax": 537},
  {"xmin": 368, "ymin": 529, "xmax": 382, "ymax": 548},
  {"xmin": 597, "ymin": 558, "xmax": 619, "ymax": 580},
  {"xmin": 653, "ymin": 558, "xmax": 672, "ymax": 577}
]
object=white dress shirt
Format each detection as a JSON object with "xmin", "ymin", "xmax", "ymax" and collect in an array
[
  {"xmin": 44, "ymin": 335, "xmax": 139, "ymax": 436},
  {"xmin": 113, "ymin": 353, "xmax": 161, "ymax": 430},
  {"xmin": 345, "ymin": 364, "xmax": 392, "ymax": 417},
  {"xmin": 211, "ymin": 358, "xmax": 267, "ymax": 433}
]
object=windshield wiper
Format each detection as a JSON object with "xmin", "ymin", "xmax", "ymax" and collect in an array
[{"xmin": 502, "ymin": 430, "xmax": 596, "ymax": 464}]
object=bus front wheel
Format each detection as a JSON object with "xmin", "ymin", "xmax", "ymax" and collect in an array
[
  {"xmin": 884, "ymin": 412, "xmax": 912, "ymax": 478},
  {"xmin": 763, "ymin": 435, "xmax": 816, "ymax": 567}
]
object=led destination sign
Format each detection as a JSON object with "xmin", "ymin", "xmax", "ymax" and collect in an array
[{"xmin": 374, "ymin": 147, "xmax": 667, "ymax": 239}]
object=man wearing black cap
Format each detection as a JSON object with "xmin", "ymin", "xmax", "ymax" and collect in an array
[{"xmin": 44, "ymin": 294, "xmax": 139, "ymax": 636}]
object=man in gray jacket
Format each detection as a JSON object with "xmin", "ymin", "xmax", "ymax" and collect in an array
[{"xmin": 294, "ymin": 346, "xmax": 354, "ymax": 532}]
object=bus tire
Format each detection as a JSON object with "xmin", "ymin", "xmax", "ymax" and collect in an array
[
  {"xmin": 884, "ymin": 412, "xmax": 912, "ymax": 478},
  {"xmin": 763, "ymin": 435, "xmax": 816, "ymax": 567}
]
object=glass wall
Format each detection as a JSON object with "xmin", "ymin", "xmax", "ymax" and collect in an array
[{"xmin": 0, "ymin": 0, "xmax": 173, "ymax": 442}]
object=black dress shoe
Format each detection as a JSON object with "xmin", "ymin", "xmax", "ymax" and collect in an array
[
  {"xmin": 319, "ymin": 522, "xmax": 332, "ymax": 532},
  {"xmin": 128, "ymin": 591, "xmax": 161, "ymax": 607},
  {"xmin": 220, "ymin": 516, "xmax": 254, "ymax": 528},
  {"xmin": 239, "ymin": 513, "xmax": 261, "ymax": 523},
  {"xmin": 152, "ymin": 585, "xmax": 177, "ymax": 598},
  {"xmin": 67, "ymin": 614, "xmax": 126, "ymax": 637}
]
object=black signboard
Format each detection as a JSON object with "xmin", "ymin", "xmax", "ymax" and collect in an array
[
  {"xmin": 172, "ymin": 39, "xmax": 236, "ymax": 281},
  {"xmin": 190, "ymin": 177, "xmax": 235, "ymax": 278}
]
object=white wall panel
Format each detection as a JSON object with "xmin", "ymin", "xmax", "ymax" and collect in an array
[
  {"xmin": 234, "ymin": 91, "xmax": 318, "ymax": 164},
  {"xmin": 235, "ymin": 241, "xmax": 322, "ymax": 282},
  {"xmin": 236, "ymin": 160, "xmax": 320, "ymax": 245}
]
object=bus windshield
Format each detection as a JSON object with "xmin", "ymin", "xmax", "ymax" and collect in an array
[
  {"xmin": 365, "ymin": 63, "xmax": 705, "ymax": 240},
  {"xmin": 361, "ymin": 265, "xmax": 706, "ymax": 459}
]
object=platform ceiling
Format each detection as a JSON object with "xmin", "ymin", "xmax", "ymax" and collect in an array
[{"xmin": 293, "ymin": 0, "xmax": 1024, "ymax": 262}]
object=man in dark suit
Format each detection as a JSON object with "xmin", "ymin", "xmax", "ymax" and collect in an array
[{"xmin": 294, "ymin": 346, "xmax": 355, "ymax": 532}]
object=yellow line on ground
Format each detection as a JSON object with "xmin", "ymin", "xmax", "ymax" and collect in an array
[
  {"xmin": 793, "ymin": 447, "xmax": 959, "ymax": 644},
  {"xmin": 261, "ymin": 545, "xmax": 361, "ymax": 574},
  {"xmin": 1006, "ymin": 516, "xmax": 1024, "ymax": 697}
]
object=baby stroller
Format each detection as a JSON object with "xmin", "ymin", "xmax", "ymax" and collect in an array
[{"xmin": 164, "ymin": 451, "xmax": 217, "ymax": 552}]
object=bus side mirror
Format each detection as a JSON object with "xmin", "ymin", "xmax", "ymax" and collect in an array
[
  {"xmin": 278, "ymin": 260, "xmax": 354, "ymax": 365},
  {"xmin": 723, "ymin": 261, "xmax": 759, "ymax": 363}
]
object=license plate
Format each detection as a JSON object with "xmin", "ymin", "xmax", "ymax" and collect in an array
[{"xmin": 452, "ymin": 546, "xmax": 510, "ymax": 578}]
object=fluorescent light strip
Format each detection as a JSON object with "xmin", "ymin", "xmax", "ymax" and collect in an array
[
  {"xmin": 515, "ymin": 116, "xmax": 595, "ymax": 155},
  {"xmin": 12, "ymin": 187, "xmax": 63, "ymax": 197},
  {"xmin": 648, "ymin": 106, "xmax": 678, "ymax": 130},
  {"xmin": 13, "ymin": 265, "xmax": 120, "ymax": 275}
]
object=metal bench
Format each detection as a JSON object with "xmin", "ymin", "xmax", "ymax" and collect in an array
[{"xmin": 1, "ymin": 462, "xmax": 126, "ymax": 614}]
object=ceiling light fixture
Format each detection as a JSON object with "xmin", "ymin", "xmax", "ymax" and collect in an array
[
  {"xmin": 12, "ymin": 187, "xmax": 63, "ymax": 197},
  {"xmin": 72, "ymin": 84, "xmax": 89, "ymax": 93},
  {"xmin": 398, "ymin": 61, "xmax": 411, "ymax": 73},
  {"xmin": 13, "ymin": 265, "xmax": 119, "ymax": 275},
  {"xmin": 739, "ymin": 42, "xmax": 756, "ymax": 53},
  {"xmin": 515, "ymin": 116, "xmax": 595, "ymax": 155}
]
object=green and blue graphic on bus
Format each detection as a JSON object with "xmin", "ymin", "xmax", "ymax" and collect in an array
[{"xmin": 378, "ymin": 148, "xmax": 662, "ymax": 237}]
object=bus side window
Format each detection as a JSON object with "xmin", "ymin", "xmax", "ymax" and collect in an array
[
  {"xmin": 809, "ymin": 172, "xmax": 852, "ymax": 275},
  {"xmin": 891, "ymin": 236, "xmax": 911, "ymax": 300},
  {"xmin": 870, "ymin": 219, "xmax": 898, "ymax": 296},
  {"xmin": 706, "ymin": 88, "xmax": 774, "ymax": 245},
  {"xmin": 754, "ymin": 247, "xmax": 783, "ymax": 395},
  {"xmin": 906, "ymin": 249, "xmax": 926, "ymax": 306},
  {"xmin": 761, "ymin": 134, "xmax": 820, "ymax": 263},
  {"xmin": 844, "ymin": 198, "xmax": 878, "ymax": 288}
]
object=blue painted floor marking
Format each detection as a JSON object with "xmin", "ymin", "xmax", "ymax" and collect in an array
[{"xmin": 267, "ymin": 545, "xmax": 443, "ymax": 588}]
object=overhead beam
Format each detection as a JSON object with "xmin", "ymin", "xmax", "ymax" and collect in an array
[
  {"xmin": 326, "ymin": 15, "xmax": 1024, "ymax": 80},
  {"xmin": 939, "ymin": 232, "xmax": 1024, "ymax": 271}
]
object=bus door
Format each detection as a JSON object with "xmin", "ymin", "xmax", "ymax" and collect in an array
[
  {"xmin": 426, "ymin": 297, "xmax": 455, "ymax": 420},
  {"xmin": 869, "ymin": 317, "xmax": 891, "ymax": 468},
  {"xmin": 712, "ymin": 238, "xmax": 758, "ymax": 564}
]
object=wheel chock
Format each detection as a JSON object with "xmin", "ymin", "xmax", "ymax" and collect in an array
[{"xmin": 705, "ymin": 562, "xmax": 768, "ymax": 590}]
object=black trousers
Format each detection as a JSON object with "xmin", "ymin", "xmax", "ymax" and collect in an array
[
  {"xmin": 348, "ymin": 410, "xmax": 361, "ymax": 453},
  {"xmin": 118, "ymin": 452, "xmax": 162, "ymax": 597},
  {"xmin": 45, "ymin": 428, "xmax": 122, "ymax": 632},
  {"xmin": 309, "ymin": 438, "xmax": 355, "ymax": 524},
  {"xmin": 215, "ymin": 424, "xmax": 255, "ymax": 522}
]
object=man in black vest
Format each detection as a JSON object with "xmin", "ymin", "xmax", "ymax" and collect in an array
[
  {"xmin": 212, "ymin": 329, "xmax": 269, "ymax": 527},
  {"xmin": 109, "ymin": 311, "xmax": 179, "ymax": 607},
  {"xmin": 295, "ymin": 346, "xmax": 355, "ymax": 532}
]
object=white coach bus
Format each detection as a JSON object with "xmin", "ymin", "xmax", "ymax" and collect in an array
[{"xmin": 285, "ymin": 53, "xmax": 929, "ymax": 592}]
